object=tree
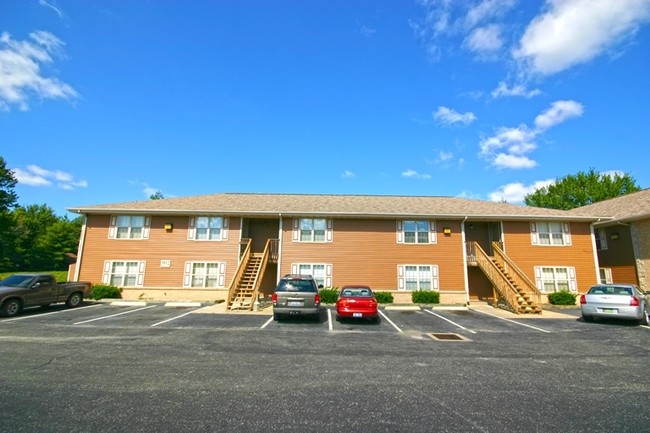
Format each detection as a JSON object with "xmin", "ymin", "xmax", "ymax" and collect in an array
[
  {"xmin": 0, "ymin": 156, "xmax": 18, "ymax": 211},
  {"xmin": 524, "ymin": 168, "xmax": 641, "ymax": 210},
  {"xmin": 150, "ymin": 190, "xmax": 164, "ymax": 200}
]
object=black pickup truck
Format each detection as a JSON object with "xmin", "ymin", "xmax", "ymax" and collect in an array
[{"xmin": 0, "ymin": 273, "xmax": 92, "ymax": 317}]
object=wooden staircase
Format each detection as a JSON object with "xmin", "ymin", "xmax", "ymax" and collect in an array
[
  {"xmin": 228, "ymin": 254, "xmax": 263, "ymax": 311},
  {"xmin": 467, "ymin": 241, "xmax": 542, "ymax": 314}
]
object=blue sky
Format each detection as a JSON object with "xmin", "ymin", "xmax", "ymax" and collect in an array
[{"xmin": 2, "ymin": 0, "xmax": 649, "ymax": 216}]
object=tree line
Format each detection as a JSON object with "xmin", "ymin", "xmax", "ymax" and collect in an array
[
  {"xmin": 0, "ymin": 157, "xmax": 82, "ymax": 272},
  {"xmin": 0, "ymin": 155, "xmax": 641, "ymax": 273}
]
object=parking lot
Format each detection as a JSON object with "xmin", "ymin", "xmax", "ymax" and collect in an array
[
  {"xmin": 2, "ymin": 301, "xmax": 649, "ymax": 433},
  {"xmin": 0, "ymin": 300, "xmax": 605, "ymax": 337}
]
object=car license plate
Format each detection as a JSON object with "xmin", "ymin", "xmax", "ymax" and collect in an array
[
  {"xmin": 601, "ymin": 308, "xmax": 617, "ymax": 313},
  {"xmin": 288, "ymin": 301, "xmax": 302, "ymax": 307},
  {"xmin": 353, "ymin": 313, "xmax": 362, "ymax": 318}
]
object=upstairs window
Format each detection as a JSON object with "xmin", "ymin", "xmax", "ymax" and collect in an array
[
  {"xmin": 188, "ymin": 217, "xmax": 228, "ymax": 241},
  {"xmin": 293, "ymin": 218, "xmax": 332, "ymax": 242},
  {"xmin": 397, "ymin": 220, "xmax": 436, "ymax": 244},
  {"xmin": 531, "ymin": 221, "xmax": 571, "ymax": 246},
  {"xmin": 595, "ymin": 229, "xmax": 608, "ymax": 250},
  {"xmin": 109, "ymin": 216, "xmax": 150, "ymax": 240}
]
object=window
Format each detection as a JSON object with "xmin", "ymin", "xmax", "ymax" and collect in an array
[
  {"xmin": 109, "ymin": 215, "xmax": 150, "ymax": 239},
  {"xmin": 397, "ymin": 265, "xmax": 439, "ymax": 291},
  {"xmin": 599, "ymin": 268, "xmax": 613, "ymax": 284},
  {"xmin": 188, "ymin": 216, "xmax": 228, "ymax": 241},
  {"xmin": 397, "ymin": 220, "xmax": 436, "ymax": 244},
  {"xmin": 595, "ymin": 229, "xmax": 608, "ymax": 250},
  {"xmin": 102, "ymin": 260, "xmax": 146, "ymax": 287},
  {"xmin": 291, "ymin": 263, "xmax": 332, "ymax": 287},
  {"xmin": 292, "ymin": 218, "xmax": 332, "ymax": 243},
  {"xmin": 183, "ymin": 262, "xmax": 226, "ymax": 288},
  {"xmin": 534, "ymin": 266, "xmax": 577, "ymax": 293},
  {"xmin": 531, "ymin": 222, "xmax": 571, "ymax": 246}
]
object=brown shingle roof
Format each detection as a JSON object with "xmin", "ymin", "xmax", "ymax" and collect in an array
[
  {"xmin": 68, "ymin": 193, "xmax": 601, "ymax": 221},
  {"xmin": 568, "ymin": 188, "xmax": 650, "ymax": 225}
]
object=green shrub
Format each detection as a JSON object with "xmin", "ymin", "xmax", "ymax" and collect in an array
[
  {"xmin": 547, "ymin": 290, "xmax": 577, "ymax": 305},
  {"xmin": 411, "ymin": 290, "xmax": 440, "ymax": 304},
  {"xmin": 319, "ymin": 288, "xmax": 339, "ymax": 304},
  {"xmin": 374, "ymin": 291, "xmax": 394, "ymax": 304},
  {"xmin": 91, "ymin": 284, "xmax": 122, "ymax": 300}
]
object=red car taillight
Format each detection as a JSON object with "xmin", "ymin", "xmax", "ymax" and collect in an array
[
  {"xmin": 272, "ymin": 293, "xmax": 277, "ymax": 305},
  {"xmin": 314, "ymin": 293, "xmax": 321, "ymax": 305},
  {"xmin": 630, "ymin": 296, "xmax": 640, "ymax": 307},
  {"xmin": 580, "ymin": 294, "xmax": 587, "ymax": 304}
]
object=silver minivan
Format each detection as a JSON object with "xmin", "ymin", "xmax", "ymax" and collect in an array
[{"xmin": 272, "ymin": 274, "xmax": 321, "ymax": 321}]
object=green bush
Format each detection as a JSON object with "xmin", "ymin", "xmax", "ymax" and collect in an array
[
  {"xmin": 91, "ymin": 284, "xmax": 122, "ymax": 300},
  {"xmin": 547, "ymin": 290, "xmax": 577, "ymax": 305},
  {"xmin": 412, "ymin": 290, "xmax": 440, "ymax": 304},
  {"xmin": 319, "ymin": 288, "xmax": 339, "ymax": 304},
  {"xmin": 374, "ymin": 291, "xmax": 394, "ymax": 304}
]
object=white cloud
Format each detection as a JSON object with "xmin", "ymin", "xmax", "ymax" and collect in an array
[
  {"xmin": 534, "ymin": 100, "xmax": 584, "ymax": 130},
  {"xmin": 491, "ymin": 81, "xmax": 541, "ymax": 99},
  {"xmin": 341, "ymin": 170, "xmax": 356, "ymax": 178},
  {"xmin": 464, "ymin": 0, "xmax": 517, "ymax": 28},
  {"xmin": 12, "ymin": 165, "xmax": 87, "ymax": 190},
  {"xmin": 39, "ymin": 0, "xmax": 64, "ymax": 18},
  {"xmin": 433, "ymin": 106, "xmax": 477, "ymax": 125},
  {"xmin": 514, "ymin": 0, "xmax": 650, "ymax": 76},
  {"xmin": 464, "ymin": 24, "xmax": 504, "ymax": 54},
  {"xmin": 489, "ymin": 179, "xmax": 554, "ymax": 203},
  {"xmin": 402, "ymin": 169, "xmax": 432, "ymax": 180},
  {"xmin": 0, "ymin": 31, "xmax": 78, "ymax": 111},
  {"xmin": 359, "ymin": 25, "xmax": 376, "ymax": 38},
  {"xmin": 479, "ymin": 99, "xmax": 584, "ymax": 169}
]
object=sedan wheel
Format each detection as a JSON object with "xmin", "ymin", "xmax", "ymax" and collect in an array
[
  {"xmin": 639, "ymin": 305, "xmax": 649, "ymax": 326},
  {"xmin": 582, "ymin": 314, "xmax": 594, "ymax": 323},
  {"xmin": 1, "ymin": 299, "xmax": 22, "ymax": 317}
]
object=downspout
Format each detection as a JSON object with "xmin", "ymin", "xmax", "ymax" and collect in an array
[
  {"xmin": 461, "ymin": 216, "xmax": 470, "ymax": 306},
  {"xmin": 73, "ymin": 214, "xmax": 88, "ymax": 282},
  {"xmin": 277, "ymin": 213, "xmax": 283, "ymax": 283}
]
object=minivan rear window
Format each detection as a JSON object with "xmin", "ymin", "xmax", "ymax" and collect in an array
[{"xmin": 276, "ymin": 280, "xmax": 317, "ymax": 292}]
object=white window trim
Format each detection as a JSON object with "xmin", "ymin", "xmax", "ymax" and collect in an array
[
  {"xmin": 596, "ymin": 228, "xmax": 608, "ymax": 251},
  {"xmin": 292, "ymin": 218, "xmax": 333, "ymax": 243},
  {"xmin": 396, "ymin": 220, "xmax": 437, "ymax": 244},
  {"xmin": 108, "ymin": 215, "xmax": 151, "ymax": 240},
  {"xmin": 534, "ymin": 266, "xmax": 577, "ymax": 293},
  {"xmin": 599, "ymin": 268, "xmax": 613, "ymax": 284},
  {"xmin": 530, "ymin": 221, "xmax": 572, "ymax": 246},
  {"xmin": 187, "ymin": 216, "xmax": 229, "ymax": 241},
  {"xmin": 102, "ymin": 260, "xmax": 146, "ymax": 287},
  {"xmin": 183, "ymin": 261, "xmax": 226, "ymax": 288},
  {"xmin": 291, "ymin": 263, "xmax": 332, "ymax": 287},
  {"xmin": 397, "ymin": 264, "xmax": 439, "ymax": 291}
]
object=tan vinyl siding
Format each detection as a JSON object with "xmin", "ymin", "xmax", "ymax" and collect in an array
[
  {"xmin": 279, "ymin": 218, "xmax": 465, "ymax": 291},
  {"xmin": 78, "ymin": 215, "xmax": 242, "ymax": 288},
  {"xmin": 502, "ymin": 221, "xmax": 598, "ymax": 292}
]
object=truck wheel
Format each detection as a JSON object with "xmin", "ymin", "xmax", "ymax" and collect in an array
[
  {"xmin": 1, "ymin": 299, "xmax": 22, "ymax": 317},
  {"xmin": 66, "ymin": 292, "xmax": 83, "ymax": 308}
]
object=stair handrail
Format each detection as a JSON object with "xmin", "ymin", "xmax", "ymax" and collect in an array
[
  {"xmin": 227, "ymin": 238, "xmax": 252, "ymax": 307},
  {"xmin": 469, "ymin": 241, "xmax": 523, "ymax": 313},
  {"xmin": 491, "ymin": 242, "xmax": 542, "ymax": 307}
]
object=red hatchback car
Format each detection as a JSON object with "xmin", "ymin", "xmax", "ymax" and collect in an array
[{"xmin": 335, "ymin": 285, "xmax": 379, "ymax": 323}]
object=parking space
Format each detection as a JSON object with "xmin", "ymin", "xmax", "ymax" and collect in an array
[{"xmin": 2, "ymin": 301, "xmax": 644, "ymax": 338}]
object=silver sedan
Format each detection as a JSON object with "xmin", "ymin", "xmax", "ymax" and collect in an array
[{"xmin": 580, "ymin": 284, "xmax": 650, "ymax": 325}]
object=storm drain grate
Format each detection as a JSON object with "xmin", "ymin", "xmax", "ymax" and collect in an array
[{"xmin": 428, "ymin": 333, "xmax": 469, "ymax": 341}]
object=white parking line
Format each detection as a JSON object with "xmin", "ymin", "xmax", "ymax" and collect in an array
[
  {"xmin": 74, "ymin": 305, "xmax": 157, "ymax": 325},
  {"xmin": 379, "ymin": 309, "xmax": 403, "ymax": 333},
  {"xmin": 151, "ymin": 310, "xmax": 195, "ymax": 327},
  {"xmin": 1, "ymin": 303, "xmax": 104, "ymax": 322},
  {"xmin": 474, "ymin": 308, "xmax": 551, "ymax": 333},
  {"xmin": 260, "ymin": 316, "xmax": 274, "ymax": 329},
  {"xmin": 327, "ymin": 308, "xmax": 333, "ymax": 331},
  {"xmin": 424, "ymin": 309, "xmax": 477, "ymax": 334}
]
